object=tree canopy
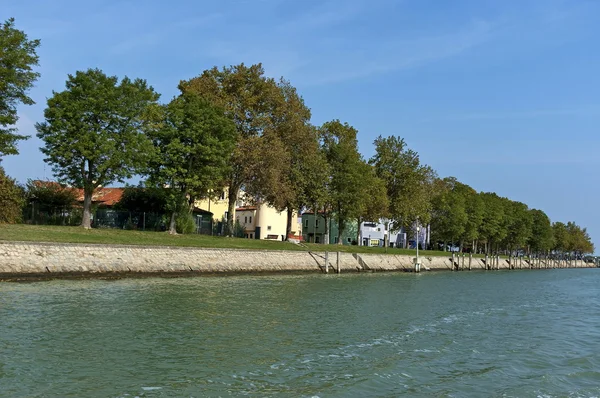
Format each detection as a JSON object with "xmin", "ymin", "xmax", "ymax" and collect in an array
[
  {"xmin": 180, "ymin": 63, "xmax": 282, "ymax": 236},
  {"xmin": 36, "ymin": 68, "xmax": 160, "ymax": 228},
  {"xmin": 370, "ymin": 135, "xmax": 436, "ymax": 233},
  {"xmin": 0, "ymin": 166, "xmax": 24, "ymax": 223},
  {"xmin": 148, "ymin": 90, "xmax": 236, "ymax": 233},
  {"xmin": 0, "ymin": 18, "xmax": 40, "ymax": 159}
]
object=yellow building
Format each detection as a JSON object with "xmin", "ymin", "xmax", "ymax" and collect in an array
[
  {"xmin": 195, "ymin": 189, "xmax": 301, "ymax": 240},
  {"xmin": 235, "ymin": 203, "xmax": 298, "ymax": 241},
  {"xmin": 195, "ymin": 189, "xmax": 231, "ymax": 221}
]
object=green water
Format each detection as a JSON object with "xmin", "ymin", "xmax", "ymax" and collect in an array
[{"xmin": 1, "ymin": 270, "xmax": 599, "ymax": 397}]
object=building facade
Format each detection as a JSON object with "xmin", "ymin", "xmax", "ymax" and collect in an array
[
  {"xmin": 195, "ymin": 189, "xmax": 300, "ymax": 241},
  {"xmin": 301, "ymin": 212, "xmax": 357, "ymax": 245}
]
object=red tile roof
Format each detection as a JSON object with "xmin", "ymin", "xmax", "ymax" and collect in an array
[
  {"xmin": 76, "ymin": 187, "xmax": 124, "ymax": 206},
  {"xmin": 30, "ymin": 180, "xmax": 125, "ymax": 207}
]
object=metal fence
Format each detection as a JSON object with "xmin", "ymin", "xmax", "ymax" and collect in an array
[
  {"xmin": 23, "ymin": 204, "xmax": 82, "ymax": 226},
  {"xmin": 23, "ymin": 205, "xmax": 214, "ymax": 234}
]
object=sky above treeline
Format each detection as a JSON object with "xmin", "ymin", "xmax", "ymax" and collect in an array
[{"xmin": 3, "ymin": 0, "xmax": 599, "ymax": 250}]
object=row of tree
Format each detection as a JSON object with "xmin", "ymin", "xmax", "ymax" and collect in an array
[
  {"xmin": 0, "ymin": 18, "xmax": 595, "ymax": 257},
  {"xmin": 429, "ymin": 178, "xmax": 594, "ymax": 257}
]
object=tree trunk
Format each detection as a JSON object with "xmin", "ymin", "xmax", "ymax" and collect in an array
[
  {"xmin": 168, "ymin": 211, "xmax": 177, "ymax": 235},
  {"xmin": 324, "ymin": 214, "xmax": 330, "ymax": 245},
  {"xmin": 337, "ymin": 217, "xmax": 344, "ymax": 245},
  {"xmin": 226, "ymin": 185, "xmax": 238, "ymax": 237},
  {"xmin": 356, "ymin": 217, "xmax": 362, "ymax": 246},
  {"xmin": 285, "ymin": 205, "xmax": 293, "ymax": 241},
  {"xmin": 81, "ymin": 187, "xmax": 93, "ymax": 229}
]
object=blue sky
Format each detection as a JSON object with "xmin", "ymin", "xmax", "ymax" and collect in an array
[{"xmin": 3, "ymin": 0, "xmax": 599, "ymax": 249}]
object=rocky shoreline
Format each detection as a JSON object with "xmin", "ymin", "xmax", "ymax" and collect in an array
[{"xmin": 0, "ymin": 241, "xmax": 595, "ymax": 281}]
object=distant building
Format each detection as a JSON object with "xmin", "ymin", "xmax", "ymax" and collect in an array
[
  {"xmin": 195, "ymin": 189, "xmax": 299, "ymax": 240},
  {"xmin": 358, "ymin": 220, "xmax": 430, "ymax": 248},
  {"xmin": 235, "ymin": 204, "xmax": 295, "ymax": 241},
  {"xmin": 301, "ymin": 212, "xmax": 357, "ymax": 245}
]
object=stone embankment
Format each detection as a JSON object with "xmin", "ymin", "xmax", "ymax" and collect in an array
[{"xmin": 0, "ymin": 241, "xmax": 595, "ymax": 280}]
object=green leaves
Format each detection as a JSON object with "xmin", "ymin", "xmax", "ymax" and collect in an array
[
  {"xmin": 36, "ymin": 68, "xmax": 160, "ymax": 227},
  {"xmin": 36, "ymin": 69, "xmax": 159, "ymax": 190},
  {"xmin": 0, "ymin": 18, "xmax": 40, "ymax": 158},
  {"xmin": 430, "ymin": 178, "xmax": 468, "ymax": 245},
  {"xmin": 370, "ymin": 135, "xmax": 436, "ymax": 231},
  {"xmin": 529, "ymin": 209, "xmax": 554, "ymax": 253},
  {"xmin": 148, "ymin": 90, "xmax": 236, "ymax": 217},
  {"xmin": 0, "ymin": 166, "xmax": 24, "ymax": 223},
  {"xmin": 554, "ymin": 221, "xmax": 594, "ymax": 254},
  {"xmin": 320, "ymin": 120, "xmax": 366, "ymax": 238}
]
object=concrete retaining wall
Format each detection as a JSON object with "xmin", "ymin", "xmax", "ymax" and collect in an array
[{"xmin": 0, "ymin": 241, "xmax": 594, "ymax": 279}]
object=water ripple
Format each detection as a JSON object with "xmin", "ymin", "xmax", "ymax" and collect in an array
[{"xmin": 0, "ymin": 270, "xmax": 599, "ymax": 396}]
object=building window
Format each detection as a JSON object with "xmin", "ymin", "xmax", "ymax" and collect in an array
[
  {"xmin": 304, "ymin": 219, "xmax": 308, "ymax": 227},
  {"xmin": 244, "ymin": 216, "xmax": 247, "ymax": 223},
  {"xmin": 250, "ymin": 233, "xmax": 253, "ymax": 239},
  {"xmin": 267, "ymin": 226, "xmax": 271, "ymax": 231},
  {"xmin": 220, "ymin": 191, "xmax": 226, "ymax": 200},
  {"xmin": 316, "ymin": 219, "xmax": 320, "ymax": 227},
  {"xmin": 315, "ymin": 236, "xmax": 320, "ymax": 244},
  {"xmin": 245, "ymin": 234, "xmax": 248, "ymax": 238},
  {"xmin": 334, "ymin": 237, "xmax": 338, "ymax": 244},
  {"xmin": 249, "ymin": 216, "xmax": 252, "ymax": 223},
  {"xmin": 347, "ymin": 237, "xmax": 352, "ymax": 243}
]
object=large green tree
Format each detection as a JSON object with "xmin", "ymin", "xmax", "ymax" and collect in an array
[
  {"xmin": 36, "ymin": 69, "xmax": 160, "ymax": 229},
  {"xmin": 180, "ymin": 63, "xmax": 281, "ymax": 236},
  {"xmin": 370, "ymin": 135, "xmax": 436, "ymax": 245},
  {"xmin": 320, "ymin": 120, "xmax": 366, "ymax": 244},
  {"xmin": 552, "ymin": 221, "xmax": 568, "ymax": 254},
  {"xmin": 148, "ymin": 91, "xmax": 236, "ymax": 234},
  {"xmin": 356, "ymin": 161, "xmax": 389, "ymax": 245},
  {"xmin": 502, "ymin": 199, "xmax": 533, "ymax": 263},
  {"xmin": 242, "ymin": 79, "xmax": 322, "ymax": 240},
  {"xmin": 0, "ymin": 18, "xmax": 40, "ymax": 159},
  {"xmin": 528, "ymin": 209, "xmax": 554, "ymax": 255},
  {"xmin": 478, "ymin": 192, "xmax": 507, "ymax": 254},
  {"xmin": 459, "ymin": 183, "xmax": 484, "ymax": 251},
  {"xmin": 430, "ymin": 177, "xmax": 467, "ymax": 250}
]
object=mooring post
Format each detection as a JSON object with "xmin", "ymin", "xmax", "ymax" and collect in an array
[
  {"xmin": 325, "ymin": 252, "xmax": 329, "ymax": 274},
  {"xmin": 451, "ymin": 252, "xmax": 455, "ymax": 271},
  {"xmin": 461, "ymin": 253, "xmax": 465, "ymax": 270},
  {"xmin": 468, "ymin": 253, "xmax": 472, "ymax": 270},
  {"xmin": 497, "ymin": 255, "xmax": 500, "ymax": 270},
  {"xmin": 336, "ymin": 251, "xmax": 340, "ymax": 274},
  {"xmin": 485, "ymin": 254, "xmax": 489, "ymax": 270}
]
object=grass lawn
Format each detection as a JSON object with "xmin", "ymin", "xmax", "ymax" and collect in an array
[{"xmin": 0, "ymin": 224, "xmax": 455, "ymax": 257}]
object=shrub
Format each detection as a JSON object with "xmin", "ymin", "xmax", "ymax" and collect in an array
[
  {"xmin": 176, "ymin": 212, "xmax": 196, "ymax": 234},
  {"xmin": 0, "ymin": 167, "xmax": 25, "ymax": 223}
]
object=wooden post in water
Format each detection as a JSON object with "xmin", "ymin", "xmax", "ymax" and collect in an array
[
  {"xmin": 325, "ymin": 252, "xmax": 329, "ymax": 274},
  {"xmin": 485, "ymin": 254, "xmax": 489, "ymax": 270},
  {"xmin": 497, "ymin": 255, "xmax": 500, "ymax": 270},
  {"xmin": 461, "ymin": 253, "xmax": 465, "ymax": 270},
  {"xmin": 336, "ymin": 251, "xmax": 340, "ymax": 274},
  {"xmin": 469, "ymin": 253, "xmax": 472, "ymax": 270}
]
